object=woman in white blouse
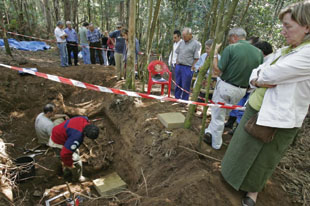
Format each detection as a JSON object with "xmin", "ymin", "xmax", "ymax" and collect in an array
[{"xmin": 221, "ymin": 1, "xmax": 310, "ymax": 206}]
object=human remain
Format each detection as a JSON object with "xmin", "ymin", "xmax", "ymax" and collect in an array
[
  {"xmin": 54, "ymin": 21, "xmax": 68, "ymax": 67},
  {"xmin": 49, "ymin": 116, "xmax": 99, "ymax": 182},
  {"xmin": 221, "ymin": 1, "xmax": 310, "ymax": 205},
  {"xmin": 35, "ymin": 103, "xmax": 68, "ymax": 145},
  {"xmin": 175, "ymin": 27, "xmax": 201, "ymax": 100},
  {"xmin": 204, "ymin": 27, "xmax": 263, "ymax": 150}
]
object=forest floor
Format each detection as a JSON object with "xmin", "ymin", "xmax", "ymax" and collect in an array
[{"xmin": 0, "ymin": 47, "xmax": 309, "ymax": 206}]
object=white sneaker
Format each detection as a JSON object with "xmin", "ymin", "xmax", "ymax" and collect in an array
[{"xmin": 79, "ymin": 176, "xmax": 89, "ymax": 182}]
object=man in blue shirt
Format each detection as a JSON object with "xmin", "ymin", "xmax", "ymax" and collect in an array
[
  {"xmin": 87, "ymin": 24, "xmax": 104, "ymax": 65},
  {"xmin": 64, "ymin": 21, "xmax": 79, "ymax": 66},
  {"xmin": 109, "ymin": 22, "xmax": 126, "ymax": 80}
]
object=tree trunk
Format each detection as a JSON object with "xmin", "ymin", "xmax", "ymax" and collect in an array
[
  {"xmin": 198, "ymin": 0, "xmax": 226, "ymax": 148},
  {"xmin": 126, "ymin": 0, "xmax": 130, "ymax": 27},
  {"xmin": 22, "ymin": 1, "xmax": 33, "ymax": 34},
  {"xmin": 12, "ymin": 0, "xmax": 25, "ymax": 34},
  {"xmin": 53, "ymin": 0, "xmax": 60, "ymax": 22},
  {"xmin": 72, "ymin": 0, "xmax": 78, "ymax": 30},
  {"xmin": 63, "ymin": 0, "xmax": 71, "ymax": 21},
  {"xmin": 184, "ymin": 0, "xmax": 239, "ymax": 130},
  {"xmin": 43, "ymin": 0, "xmax": 53, "ymax": 33},
  {"xmin": 145, "ymin": 0, "xmax": 153, "ymax": 52},
  {"xmin": 147, "ymin": 0, "xmax": 161, "ymax": 54},
  {"xmin": 201, "ymin": 0, "xmax": 217, "ymax": 51},
  {"xmin": 239, "ymin": 0, "xmax": 251, "ymax": 26},
  {"xmin": 0, "ymin": 5, "xmax": 12, "ymax": 56},
  {"xmin": 219, "ymin": 0, "xmax": 240, "ymax": 42},
  {"xmin": 142, "ymin": 0, "xmax": 161, "ymax": 92},
  {"xmin": 125, "ymin": 0, "xmax": 137, "ymax": 90},
  {"xmin": 87, "ymin": 0, "xmax": 91, "ymax": 22},
  {"xmin": 119, "ymin": 0, "xmax": 124, "ymax": 23},
  {"xmin": 100, "ymin": 0, "xmax": 104, "ymax": 30},
  {"xmin": 105, "ymin": 0, "xmax": 110, "ymax": 31}
]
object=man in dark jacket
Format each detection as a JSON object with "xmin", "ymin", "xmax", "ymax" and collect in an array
[{"xmin": 49, "ymin": 116, "xmax": 99, "ymax": 182}]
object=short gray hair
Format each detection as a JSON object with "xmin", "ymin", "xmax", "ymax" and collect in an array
[
  {"xmin": 182, "ymin": 27, "xmax": 192, "ymax": 35},
  {"xmin": 228, "ymin": 27, "xmax": 247, "ymax": 38},
  {"xmin": 57, "ymin": 21, "xmax": 64, "ymax": 26},
  {"xmin": 66, "ymin": 21, "xmax": 72, "ymax": 25},
  {"xmin": 205, "ymin": 39, "xmax": 214, "ymax": 47}
]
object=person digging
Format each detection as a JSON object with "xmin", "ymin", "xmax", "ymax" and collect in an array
[{"xmin": 48, "ymin": 116, "xmax": 99, "ymax": 182}]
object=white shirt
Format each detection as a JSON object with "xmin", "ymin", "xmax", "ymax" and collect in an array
[
  {"xmin": 54, "ymin": 27, "xmax": 66, "ymax": 43},
  {"xmin": 168, "ymin": 40, "xmax": 182, "ymax": 66},
  {"xmin": 35, "ymin": 113, "xmax": 54, "ymax": 144},
  {"xmin": 249, "ymin": 43, "xmax": 310, "ymax": 128}
]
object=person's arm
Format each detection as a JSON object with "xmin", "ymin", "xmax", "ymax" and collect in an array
[
  {"xmin": 62, "ymin": 130, "xmax": 82, "ymax": 167},
  {"xmin": 74, "ymin": 30, "xmax": 78, "ymax": 43},
  {"xmin": 194, "ymin": 53, "xmax": 206, "ymax": 72},
  {"xmin": 61, "ymin": 29, "xmax": 68, "ymax": 40},
  {"xmin": 191, "ymin": 59, "xmax": 199, "ymax": 71},
  {"xmin": 86, "ymin": 31, "xmax": 91, "ymax": 42},
  {"xmin": 175, "ymin": 43, "xmax": 181, "ymax": 64},
  {"xmin": 212, "ymin": 43, "xmax": 222, "ymax": 76},
  {"xmin": 50, "ymin": 114, "xmax": 69, "ymax": 121},
  {"xmin": 192, "ymin": 42, "xmax": 201, "ymax": 71},
  {"xmin": 256, "ymin": 47, "xmax": 310, "ymax": 85},
  {"xmin": 109, "ymin": 31, "xmax": 116, "ymax": 46}
]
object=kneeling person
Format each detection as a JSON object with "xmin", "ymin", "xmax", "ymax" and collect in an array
[
  {"xmin": 49, "ymin": 116, "xmax": 99, "ymax": 182},
  {"xmin": 35, "ymin": 103, "xmax": 68, "ymax": 145}
]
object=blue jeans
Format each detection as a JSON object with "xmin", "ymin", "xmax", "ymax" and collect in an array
[
  {"xmin": 81, "ymin": 43, "xmax": 91, "ymax": 64},
  {"xmin": 57, "ymin": 42, "xmax": 68, "ymax": 67},
  {"xmin": 102, "ymin": 49, "xmax": 109, "ymax": 66},
  {"xmin": 174, "ymin": 64, "xmax": 193, "ymax": 100}
]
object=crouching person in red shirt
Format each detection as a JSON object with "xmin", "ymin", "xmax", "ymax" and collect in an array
[{"xmin": 48, "ymin": 116, "xmax": 99, "ymax": 182}]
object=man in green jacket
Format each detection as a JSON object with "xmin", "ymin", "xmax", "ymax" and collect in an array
[{"xmin": 204, "ymin": 27, "xmax": 264, "ymax": 150}]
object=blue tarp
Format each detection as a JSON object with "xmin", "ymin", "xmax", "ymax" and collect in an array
[{"xmin": 0, "ymin": 38, "xmax": 51, "ymax": 51}]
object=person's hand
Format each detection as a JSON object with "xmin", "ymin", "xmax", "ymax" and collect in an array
[{"xmin": 191, "ymin": 66, "xmax": 195, "ymax": 71}]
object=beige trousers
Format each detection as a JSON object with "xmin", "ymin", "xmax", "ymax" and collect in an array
[{"xmin": 114, "ymin": 52, "xmax": 124, "ymax": 79}]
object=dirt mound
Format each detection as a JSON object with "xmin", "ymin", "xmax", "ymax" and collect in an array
[{"xmin": 0, "ymin": 49, "xmax": 308, "ymax": 205}]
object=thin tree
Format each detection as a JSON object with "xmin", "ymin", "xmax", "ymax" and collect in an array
[
  {"xmin": 43, "ymin": 0, "xmax": 53, "ymax": 33},
  {"xmin": 125, "ymin": 0, "xmax": 137, "ymax": 90},
  {"xmin": 0, "ymin": 0, "xmax": 12, "ymax": 57},
  {"xmin": 184, "ymin": 0, "xmax": 240, "ymax": 130},
  {"xmin": 142, "ymin": 0, "xmax": 162, "ymax": 91}
]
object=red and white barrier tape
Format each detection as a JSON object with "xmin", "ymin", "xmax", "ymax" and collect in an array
[
  {"xmin": 2, "ymin": 29, "xmax": 114, "ymax": 52},
  {"xmin": 171, "ymin": 79, "xmax": 244, "ymax": 108},
  {"xmin": 0, "ymin": 63, "xmax": 245, "ymax": 110}
]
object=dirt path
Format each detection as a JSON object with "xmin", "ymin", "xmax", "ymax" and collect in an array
[{"xmin": 0, "ymin": 48, "xmax": 308, "ymax": 205}]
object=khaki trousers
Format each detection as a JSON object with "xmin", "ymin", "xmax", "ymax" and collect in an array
[{"xmin": 114, "ymin": 52, "xmax": 124, "ymax": 79}]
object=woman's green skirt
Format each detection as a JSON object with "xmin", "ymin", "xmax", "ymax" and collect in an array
[{"xmin": 221, "ymin": 104, "xmax": 299, "ymax": 192}]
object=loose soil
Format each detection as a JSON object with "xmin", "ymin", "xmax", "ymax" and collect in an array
[{"xmin": 0, "ymin": 48, "xmax": 309, "ymax": 206}]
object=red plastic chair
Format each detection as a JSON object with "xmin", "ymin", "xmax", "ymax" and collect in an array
[{"xmin": 147, "ymin": 60, "xmax": 172, "ymax": 97}]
